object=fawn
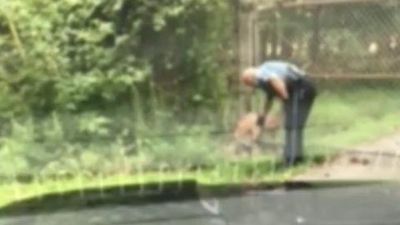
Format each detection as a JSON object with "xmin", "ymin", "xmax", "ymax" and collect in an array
[{"xmin": 233, "ymin": 112, "xmax": 281, "ymax": 155}]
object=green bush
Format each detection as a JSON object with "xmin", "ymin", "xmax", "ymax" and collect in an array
[{"xmin": 0, "ymin": 0, "xmax": 234, "ymax": 116}]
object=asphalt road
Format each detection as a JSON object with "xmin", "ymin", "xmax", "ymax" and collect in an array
[{"xmin": 1, "ymin": 183, "xmax": 400, "ymax": 225}]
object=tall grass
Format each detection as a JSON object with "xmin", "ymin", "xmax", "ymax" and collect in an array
[
  {"xmin": 0, "ymin": 83, "xmax": 399, "ymax": 185},
  {"xmin": 306, "ymin": 84, "xmax": 400, "ymax": 156}
]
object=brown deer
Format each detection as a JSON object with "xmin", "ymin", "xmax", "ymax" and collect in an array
[{"xmin": 232, "ymin": 112, "xmax": 281, "ymax": 156}]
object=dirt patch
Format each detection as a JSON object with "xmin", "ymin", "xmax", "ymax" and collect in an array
[{"xmin": 294, "ymin": 131, "xmax": 400, "ymax": 181}]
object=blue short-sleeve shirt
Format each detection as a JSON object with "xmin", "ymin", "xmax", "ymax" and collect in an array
[
  {"xmin": 255, "ymin": 61, "xmax": 305, "ymax": 94},
  {"xmin": 256, "ymin": 60, "xmax": 305, "ymax": 81}
]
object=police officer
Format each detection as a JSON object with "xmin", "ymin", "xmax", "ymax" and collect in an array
[{"xmin": 240, "ymin": 60, "xmax": 317, "ymax": 166}]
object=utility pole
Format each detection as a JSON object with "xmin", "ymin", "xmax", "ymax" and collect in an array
[{"xmin": 237, "ymin": 0, "xmax": 259, "ymax": 113}]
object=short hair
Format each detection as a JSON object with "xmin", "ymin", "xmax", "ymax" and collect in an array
[
  {"xmin": 242, "ymin": 67, "xmax": 257, "ymax": 77},
  {"xmin": 240, "ymin": 67, "xmax": 257, "ymax": 85}
]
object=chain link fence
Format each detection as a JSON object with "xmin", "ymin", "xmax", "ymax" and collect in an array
[{"xmin": 249, "ymin": 0, "xmax": 400, "ymax": 75}]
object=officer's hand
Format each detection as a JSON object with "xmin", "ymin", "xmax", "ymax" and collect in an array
[{"xmin": 256, "ymin": 114, "xmax": 266, "ymax": 127}]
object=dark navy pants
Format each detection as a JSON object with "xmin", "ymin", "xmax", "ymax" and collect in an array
[{"xmin": 283, "ymin": 77, "xmax": 317, "ymax": 166}]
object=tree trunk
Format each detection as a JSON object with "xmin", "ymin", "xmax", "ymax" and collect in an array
[
  {"xmin": 309, "ymin": 7, "xmax": 321, "ymax": 65},
  {"xmin": 271, "ymin": 12, "xmax": 278, "ymax": 58},
  {"xmin": 260, "ymin": 28, "xmax": 268, "ymax": 61},
  {"xmin": 237, "ymin": 0, "xmax": 257, "ymax": 113},
  {"xmin": 281, "ymin": 27, "xmax": 294, "ymax": 59}
]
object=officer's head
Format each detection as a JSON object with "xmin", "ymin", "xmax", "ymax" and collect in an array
[{"xmin": 240, "ymin": 67, "xmax": 258, "ymax": 87}]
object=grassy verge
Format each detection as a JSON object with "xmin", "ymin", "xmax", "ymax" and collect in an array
[{"xmin": 0, "ymin": 156, "xmax": 315, "ymax": 210}]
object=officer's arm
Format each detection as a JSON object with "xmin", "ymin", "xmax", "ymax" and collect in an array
[
  {"xmin": 263, "ymin": 93, "xmax": 274, "ymax": 115},
  {"xmin": 257, "ymin": 93, "xmax": 274, "ymax": 127},
  {"xmin": 269, "ymin": 78, "xmax": 288, "ymax": 100}
]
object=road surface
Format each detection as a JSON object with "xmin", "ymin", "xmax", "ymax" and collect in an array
[{"xmin": 1, "ymin": 183, "xmax": 400, "ymax": 225}]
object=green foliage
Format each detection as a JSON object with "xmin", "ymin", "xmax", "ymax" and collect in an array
[
  {"xmin": 0, "ymin": 0, "xmax": 233, "ymax": 116},
  {"xmin": 0, "ymin": 119, "xmax": 37, "ymax": 177},
  {"xmin": 0, "ymin": 0, "xmax": 234, "ymax": 182},
  {"xmin": 78, "ymin": 112, "xmax": 110, "ymax": 136}
]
